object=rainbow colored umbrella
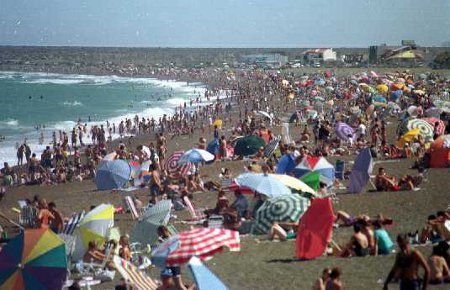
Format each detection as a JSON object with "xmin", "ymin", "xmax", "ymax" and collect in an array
[{"xmin": 0, "ymin": 229, "xmax": 67, "ymax": 290}]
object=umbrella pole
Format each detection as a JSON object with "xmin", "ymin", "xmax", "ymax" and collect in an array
[
  {"xmin": 330, "ymin": 239, "xmax": 342, "ymax": 252},
  {"xmin": 0, "ymin": 211, "xmax": 24, "ymax": 231}
]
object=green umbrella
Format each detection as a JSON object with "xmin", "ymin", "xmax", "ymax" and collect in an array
[
  {"xmin": 300, "ymin": 171, "xmax": 321, "ymax": 192},
  {"xmin": 131, "ymin": 200, "xmax": 172, "ymax": 247},
  {"xmin": 234, "ymin": 135, "xmax": 265, "ymax": 157},
  {"xmin": 255, "ymin": 195, "xmax": 310, "ymax": 234}
]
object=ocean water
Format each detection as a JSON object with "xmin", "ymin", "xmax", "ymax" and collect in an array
[{"xmin": 0, "ymin": 71, "xmax": 206, "ymax": 166}]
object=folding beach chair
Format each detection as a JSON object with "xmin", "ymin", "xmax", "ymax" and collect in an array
[
  {"xmin": 335, "ymin": 160, "xmax": 345, "ymax": 180},
  {"xmin": 208, "ymin": 215, "xmax": 224, "ymax": 229},
  {"xmin": 182, "ymin": 196, "xmax": 206, "ymax": 222},
  {"xmin": 220, "ymin": 177, "xmax": 233, "ymax": 193},
  {"xmin": 18, "ymin": 206, "xmax": 38, "ymax": 229},
  {"xmin": 113, "ymin": 256, "xmax": 158, "ymax": 290},
  {"xmin": 124, "ymin": 195, "xmax": 140, "ymax": 220},
  {"xmin": 75, "ymin": 243, "xmax": 116, "ymax": 282},
  {"xmin": 62, "ymin": 210, "xmax": 85, "ymax": 235}
]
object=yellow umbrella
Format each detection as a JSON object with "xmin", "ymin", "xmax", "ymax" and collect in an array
[
  {"xmin": 73, "ymin": 204, "xmax": 114, "ymax": 260},
  {"xmin": 213, "ymin": 119, "xmax": 223, "ymax": 128},
  {"xmin": 376, "ymin": 84, "xmax": 388, "ymax": 94},
  {"xmin": 270, "ymin": 174, "xmax": 316, "ymax": 196},
  {"xmin": 396, "ymin": 128, "xmax": 420, "ymax": 148}
]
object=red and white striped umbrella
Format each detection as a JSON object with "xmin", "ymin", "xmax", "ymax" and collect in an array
[
  {"xmin": 164, "ymin": 151, "xmax": 192, "ymax": 176},
  {"xmin": 422, "ymin": 117, "xmax": 445, "ymax": 136},
  {"xmin": 152, "ymin": 228, "xmax": 240, "ymax": 267}
]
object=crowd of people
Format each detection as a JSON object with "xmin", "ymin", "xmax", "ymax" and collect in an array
[{"xmin": 1, "ymin": 67, "xmax": 450, "ymax": 289}]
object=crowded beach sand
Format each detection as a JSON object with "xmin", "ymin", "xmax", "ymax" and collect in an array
[{"xmin": 1, "ymin": 66, "xmax": 450, "ymax": 290}]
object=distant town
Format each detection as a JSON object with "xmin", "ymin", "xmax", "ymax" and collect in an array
[{"xmin": 0, "ymin": 41, "xmax": 449, "ymax": 76}]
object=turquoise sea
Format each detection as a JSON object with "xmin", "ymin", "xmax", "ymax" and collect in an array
[{"xmin": 0, "ymin": 71, "xmax": 206, "ymax": 165}]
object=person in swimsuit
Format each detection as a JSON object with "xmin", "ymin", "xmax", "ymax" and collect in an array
[
  {"xmin": 341, "ymin": 224, "xmax": 369, "ymax": 257},
  {"xmin": 325, "ymin": 267, "xmax": 343, "ymax": 290},
  {"xmin": 383, "ymin": 234, "xmax": 430, "ymax": 290}
]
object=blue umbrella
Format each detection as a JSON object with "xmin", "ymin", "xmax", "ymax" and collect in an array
[
  {"xmin": 235, "ymin": 173, "xmax": 291, "ymax": 199},
  {"xmin": 178, "ymin": 149, "xmax": 215, "ymax": 164},
  {"xmin": 390, "ymin": 90, "xmax": 402, "ymax": 102},
  {"xmin": 95, "ymin": 160, "xmax": 131, "ymax": 190},
  {"xmin": 188, "ymin": 257, "xmax": 228, "ymax": 290},
  {"xmin": 207, "ymin": 138, "xmax": 220, "ymax": 155},
  {"xmin": 275, "ymin": 154, "xmax": 296, "ymax": 174},
  {"xmin": 373, "ymin": 95, "xmax": 387, "ymax": 104},
  {"xmin": 348, "ymin": 148, "xmax": 373, "ymax": 193}
]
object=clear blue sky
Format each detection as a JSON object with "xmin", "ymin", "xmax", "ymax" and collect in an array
[{"xmin": 0, "ymin": 0, "xmax": 449, "ymax": 47}]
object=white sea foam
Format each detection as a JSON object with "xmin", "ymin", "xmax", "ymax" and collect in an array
[
  {"xmin": 62, "ymin": 101, "xmax": 84, "ymax": 107},
  {"xmin": 25, "ymin": 78, "xmax": 85, "ymax": 85},
  {"xmin": 0, "ymin": 119, "xmax": 19, "ymax": 126}
]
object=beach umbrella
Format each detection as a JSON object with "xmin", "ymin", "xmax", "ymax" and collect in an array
[
  {"xmin": 293, "ymin": 156, "xmax": 335, "ymax": 181},
  {"xmin": 213, "ymin": 119, "xmax": 223, "ymax": 128},
  {"xmin": 376, "ymin": 84, "xmax": 389, "ymax": 94},
  {"xmin": 233, "ymin": 135, "xmax": 265, "ymax": 157},
  {"xmin": 335, "ymin": 122, "xmax": 355, "ymax": 141},
  {"xmin": 296, "ymin": 198, "xmax": 334, "ymax": 260},
  {"xmin": 300, "ymin": 171, "xmax": 321, "ymax": 192},
  {"xmin": 373, "ymin": 95, "xmax": 387, "ymax": 104},
  {"xmin": 348, "ymin": 148, "xmax": 373, "ymax": 193},
  {"xmin": 131, "ymin": 200, "xmax": 172, "ymax": 247},
  {"xmin": 142, "ymin": 146, "xmax": 151, "ymax": 158},
  {"xmin": 0, "ymin": 228, "xmax": 67, "ymax": 290},
  {"xmin": 165, "ymin": 151, "xmax": 193, "ymax": 176},
  {"xmin": 397, "ymin": 118, "xmax": 434, "ymax": 141},
  {"xmin": 255, "ymin": 194, "xmax": 310, "ymax": 234},
  {"xmin": 396, "ymin": 128, "xmax": 420, "ymax": 148},
  {"xmin": 207, "ymin": 138, "xmax": 220, "ymax": 155},
  {"xmin": 187, "ymin": 257, "xmax": 227, "ymax": 290},
  {"xmin": 390, "ymin": 90, "xmax": 403, "ymax": 101},
  {"xmin": 281, "ymin": 79, "xmax": 289, "ymax": 87},
  {"xmin": 406, "ymin": 105, "xmax": 421, "ymax": 117},
  {"xmin": 307, "ymin": 110, "xmax": 318, "ymax": 119},
  {"xmin": 313, "ymin": 96, "xmax": 325, "ymax": 102},
  {"xmin": 113, "ymin": 256, "xmax": 158, "ymax": 290},
  {"xmin": 151, "ymin": 228, "xmax": 240, "ymax": 267},
  {"xmin": 73, "ymin": 204, "xmax": 114, "ymax": 261},
  {"xmin": 235, "ymin": 173, "xmax": 291, "ymax": 198},
  {"xmin": 95, "ymin": 159, "xmax": 131, "ymax": 190},
  {"xmin": 275, "ymin": 154, "xmax": 296, "ymax": 174},
  {"xmin": 178, "ymin": 149, "xmax": 215, "ymax": 165},
  {"xmin": 422, "ymin": 117, "xmax": 445, "ymax": 136},
  {"xmin": 269, "ymin": 174, "xmax": 316, "ymax": 196},
  {"xmin": 413, "ymin": 89, "xmax": 426, "ymax": 95}
]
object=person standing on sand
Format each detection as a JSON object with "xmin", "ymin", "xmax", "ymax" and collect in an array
[{"xmin": 383, "ymin": 234, "xmax": 430, "ymax": 290}]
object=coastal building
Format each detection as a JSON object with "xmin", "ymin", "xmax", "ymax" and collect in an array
[
  {"xmin": 302, "ymin": 48, "xmax": 337, "ymax": 65},
  {"xmin": 240, "ymin": 53, "xmax": 288, "ymax": 68}
]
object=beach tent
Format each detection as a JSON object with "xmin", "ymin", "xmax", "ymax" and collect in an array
[
  {"xmin": 293, "ymin": 156, "xmax": 335, "ymax": 181},
  {"xmin": 275, "ymin": 154, "xmax": 296, "ymax": 174},
  {"xmin": 296, "ymin": 198, "xmax": 334, "ymax": 260},
  {"xmin": 348, "ymin": 148, "xmax": 373, "ymax": 193},
  {"xmin": 429, "ymin": 135, "xmax": 450, "ymax": 168},
  {"xmin": 95, "ymin": 160, "xmax": 131, "ymax": 190}
]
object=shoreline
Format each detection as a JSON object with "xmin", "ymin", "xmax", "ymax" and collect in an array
[{"xmin": 0, "ymin": 69, "xmax": 228, "ymax": 168}]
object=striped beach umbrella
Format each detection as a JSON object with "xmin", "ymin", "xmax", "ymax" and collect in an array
[
  {"xmin": 397, "ymin": 118, "xmax": 434, "ymax": 141},
  {"xmin": 0, "ymin": 229, "xmax": 67, "ymax": 290},
  {"xmin": 178, "ymin": 149, "xmax": 215, "ymax": 165},
  {"xmin": 165, "ymin": 151, "xmax": 192, "ymax": 176},
  {"xmin": 113, "ymin": 256, "xmax": 158, "ymax": 290},
  {"xmin": 255, "ymin": 194, "xmax": 310, "ymax": 234},
  {"xmin": 422, "ymin": 117, "xmax": 445, "ymax": 136},
  {"xmin": 73, "ymin": 204, "xmax": 114, "ymax": 261},
  {"xmin": 131, "ymin": 200, "xmax": 172, "ymax": 247},
  {"xmin": 151, "ymin": 228, "xmax": 240, "ymax": 267}
]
